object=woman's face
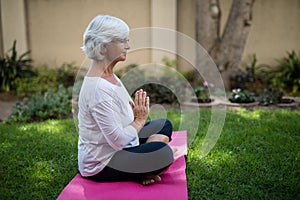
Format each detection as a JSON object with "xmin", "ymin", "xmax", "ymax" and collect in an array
[{"xmin": 105, "ymin": 38, "xmax": 130, "ymax": 63}]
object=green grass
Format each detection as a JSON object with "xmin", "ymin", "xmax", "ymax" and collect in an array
[
  {"xmin": 0, "ymin": 120, "xmax": 78, "ymax": 199},
  {"xmin": 0, "ymin": 108, "xmax": 299, "ymax": 199}
]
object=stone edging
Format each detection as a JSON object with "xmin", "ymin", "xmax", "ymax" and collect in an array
[{"xmin": 183, "ymin": 96, "xmax": 300, "ymax": 109}]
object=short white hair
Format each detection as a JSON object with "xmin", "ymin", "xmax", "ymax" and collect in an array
[{"xmin": 82, "ymin": 15, "xmax": 129, "ymax": 61}]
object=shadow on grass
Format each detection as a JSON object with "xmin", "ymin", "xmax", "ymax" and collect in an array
[
  {"xmin": 0, "ymin": 109, "xmax": 299, "ymax": 200},
  {"xmin": 187, "ymin": 108, "xmax": 300, "ymax": 200},
  {"xmin": 0, "ymin": 119, "xmax": 78, "ymax": 199}
]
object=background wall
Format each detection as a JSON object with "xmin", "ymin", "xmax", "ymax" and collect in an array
[
  {"xmin": 1, "ymin": 0, "xmax": 300, "ymax": 70},
  {"xmin": 26, "ymin": 0, "xmax": 152, "ymax": 68}
]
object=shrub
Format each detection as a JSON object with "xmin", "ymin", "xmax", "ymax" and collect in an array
[
  {"xmin": 13, "ymin": 63, "xmax": 77, "ymax": 98},
  {"xmin": 229, "ymin": 88, "xmax": 255, "ymax": 103},
  {"xmin": 7, "ymin": 85, "xmax": 72, "ymax": 123},
  {"xmin": 115, "ymin": 63, "xmax": 139, "ymax": 78},
  {"xmin": 55, "ymin": 63, "xmax": 78, "ymax": 87},
  {"xmin": 271, "ymin": 51, "xmax": 300, "ymax": 96},
  {"xmin": 161, "ymin": 56, "xmax": 177, "ymax": 68},
  {"xmin": 13, "ymin": 68, "xmax": 58, "ymax": 97},
  {"xmin": 194, "ymin": 81, "xmax": 215, "ymax": 103},
  {"xmin": 134, "ymin": 76, "xmax": 184, "ymax": 105},
  {"xmin": 258, "ymin": 86, "xmax": 284, "ymax": 106},
  {"xmin": 231, "ymin": 54, "xmax": 270, "ymax": 94},
  {"xmin": 117, "ymin": 61, "xmax": 192, "ymax": 105},
  {"xmin": 138, "ymin": 82, "xmax": 179, "ymax": 105},
  {"xmin": 179, "ymin": 70, "xmax": 196, "ymax": 85},
  {"xmin": 0, "ymin": 40, "xmax": 36, "ymax": 92}
]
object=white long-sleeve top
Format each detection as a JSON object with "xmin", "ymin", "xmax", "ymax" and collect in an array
[{"xmin": 78, "ymin": 75, "xmax": 139, "ymax": 177}]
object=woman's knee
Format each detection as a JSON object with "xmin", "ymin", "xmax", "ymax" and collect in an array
[
  {"xmin": 158, "ymin": 118, "xmax": 172, "ymax": 131},
  {"xmin": 153, "ymin": 142, "xmax": 174, "ymax": 164},
  {"xmin": 160, "ymin": 118, "xmax": 173, "ymax": 141}
]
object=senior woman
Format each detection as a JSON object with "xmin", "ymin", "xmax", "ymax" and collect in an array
[{"xmin": 78, "ymin": 15, "xmax": 174, "ymax": 185}]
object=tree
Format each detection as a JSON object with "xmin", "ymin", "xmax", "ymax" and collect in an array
[{"xmin": 196, "ymin": 0, "xmax": 255, "ymax": 90}]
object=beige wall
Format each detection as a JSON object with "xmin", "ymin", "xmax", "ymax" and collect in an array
[
  {"xmin": 26, "ymin": 0, "xmax": 151, "ymax": 68},
  {"xmin": 151, "ymin": 0, "xmax": 177, "ymax": 63},
  {"xmin": 1, "ymin": 0, "xmax": 300, "ymax": 69},
  {"xmin": 0, "ymin": 1, "xmax": 3, "ymax": 57},
  {"xmin": 177, "ymin": 0, "xmax": 196, "ymax": 70},
  {"xmin": 178, "ymin": 0, "xmax": 300, "ymax": 69},
  {"xmin": 243, "ymin": 0, "xmax": 300, "ymax": 66},
  {"xmin": 0, "ymin": 0, "xmax": 28, "ymax": 56}
]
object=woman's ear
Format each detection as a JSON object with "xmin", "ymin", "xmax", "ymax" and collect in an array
[{"xmin": 101, "ymin": 44, "xmax": 107, "ymax": 54}]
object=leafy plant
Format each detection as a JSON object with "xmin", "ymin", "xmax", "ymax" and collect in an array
[
  {"xmin": 0, "ymin": 40, "xmax": 36, "ymax": 92},
  {"xmin": 56, "ymin": 63, "xmax": 78, "ymax": 87},
  {"xmin": 232, "ymin": 54, "xmax": 257, "ymax": 90},
  {"xmin": 229, "ymin": 88, "xmax": 255, "ymax": 103},
  {"xmin": 7, "ymin": 84, "xmax": 72, "ymax": 123},
  {"xmin": 179, "ymin": 70, "xmax": 196, "ymax": 85},
  {"xmin": 13, "ymin": 69, "xmax": 58, "ymax": 97},
  {"xmin": 232, "ymin": 54, "xmax": 270, "ymax": 94},
  {"xmin": 193, "ymin": 81, "xmax": 215, "ymax": 103},
  {"xmin": 115, "ymin": 63, "xmax": 139, "ymax": 78},
  {"xmin": 135, "ymin": 76, "xmax": 184, "ymax": 105},
  {"xmin": 258, "ymin": 86, "xmax": 283, "ymax": 106},
  {"xmin": 162, "ymin": 56, "xmax": 177, "ymax": 68},
  {"xmin": 138, "ymin": 83, "xmax": 178, "ymax": 105},
  {"xmin": 13, "ymin": 63, "xmax": 77, "ymax": 98},
  {"xmin": 271, "ymin": 51, "xmax": 300, "ymax": 96},
  {"xmin": 119, "ymin": 62, "xmax": 190, "ymax": 105}
]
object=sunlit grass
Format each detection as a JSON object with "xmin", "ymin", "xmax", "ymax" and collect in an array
[
  {"xmin": 0, "ymin": 119, "xmax": 78, "ymax": 199},
  {"xmin": 187, "ymin": 108, "xmax": 300, "ymax": 199},
  {"xmin": 0, "ymin": 108, "xmax": 299, "ymax": 199}
]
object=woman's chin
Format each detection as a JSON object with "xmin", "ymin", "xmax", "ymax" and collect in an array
[{"xmin": 119, "ymin": 55, "xmax": 127, "ymax": 61}]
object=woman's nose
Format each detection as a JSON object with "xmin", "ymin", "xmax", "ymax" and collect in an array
[{"xmin": 125, "ymin": 41, "xmax": 130, "ymax": 50}]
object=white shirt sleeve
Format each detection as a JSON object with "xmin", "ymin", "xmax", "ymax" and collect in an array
[{"xmin": 90, "ymin": 99, "xmax": 139, "ymax": 151}]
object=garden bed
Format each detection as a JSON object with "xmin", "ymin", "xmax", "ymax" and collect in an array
[{"xmin": 183, "ymin": 96, "xmax": 300, "ymax": 110}]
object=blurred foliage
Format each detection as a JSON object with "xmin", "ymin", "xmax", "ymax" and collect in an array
[
  {"xmin": 231, "ymin": 54, "xmax": 269, "ymax": 95},
  {"xmin": 194, "ymin": 81, "xmax": 215, "ymax": 103},
  {"xmin": 117, "ymin": 60, "xmax": 192, "ymax": 105},
  {"xmin": 162, "ymin": 56, "xmax": 177, "ymax": 68},
  {"xmin": 0, "ymin": 40, "xmax": 36, "ymax": 92},
  {"xmin": 258, "ymin": 86, "xmax": 284, "ymax": 106},
  {"xmin": 270, "ymin": 51, "xmax": 300, "ymax": 96},
  {"xmin": 229, "ymin": 88, "xmax": 255, "ymax": 103},
  {"xmin": 13, "ymin": 63, "xmax": 77, "ymax": 98},
  {"xmin": 7, "ymin": 85, "xmax": 72, "ymax": 123},
  {"xmin": 232, "ymin": 52, "xmax": 300, "ymax": 97}
]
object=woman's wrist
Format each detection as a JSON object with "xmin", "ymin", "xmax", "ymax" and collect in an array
[{"xmin": 131, "ymin": 119, "xmax": 145, "ymax": 132}]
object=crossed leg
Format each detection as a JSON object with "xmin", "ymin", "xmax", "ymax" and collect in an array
[{"xmin": 86, "ymin": 119, "xmax": 174, "ymax": 185}]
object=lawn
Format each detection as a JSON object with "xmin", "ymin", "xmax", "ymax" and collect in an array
[{"xmin": 0, "ymin": 108, "xmax": 299, "ymax": 199}]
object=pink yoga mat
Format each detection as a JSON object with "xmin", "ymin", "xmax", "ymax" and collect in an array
[{"xmin": 57, "ymin": 131, "xmax": 188, "ymax": 200}]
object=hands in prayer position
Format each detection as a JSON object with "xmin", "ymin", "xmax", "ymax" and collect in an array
[{"xmin": 130, "ymin": 89, "xmax": 149, "ymax": 132}]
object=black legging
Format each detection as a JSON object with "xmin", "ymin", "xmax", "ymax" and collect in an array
[{"xmin": 86, "ymin": 118, "xmax": 174, "ymax": 182}]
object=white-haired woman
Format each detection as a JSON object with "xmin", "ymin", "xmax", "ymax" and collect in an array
[{"xmin": 78, "ymin": 15, "xmax": 174, "ymax": 185}]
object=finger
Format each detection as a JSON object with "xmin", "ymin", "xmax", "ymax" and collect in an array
[
  {"xmin": 129, "ymin": 101, "xmax": 134, "ymax": 109},
  {"xmin": 135, "ymin": 90, "xmax": 141, "ymax": 104},
  {"xmin": 146, "ymin": 96, "xmax": 150, "ymax": 111},
  {"xmin": 142, "ymin": 91, "xmax": 147, "ymax": 105},
  {"xmin": 144, "ymin": 96, "xmax": 149, "ymax": 113},
  {"xmin": 143, "ymin": 91, "xmax": 147, "ymax": 105},
  {"xmin": 138, "ymin": 91, "xmax": 143, "ymax": 105},
  {"xmin": 135, "ymin": 89, "xmax": 143, "ymax": 95}
]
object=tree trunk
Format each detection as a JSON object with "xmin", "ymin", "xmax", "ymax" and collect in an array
[
  {"xmin": 196, "ymin": 0, "xmax": 255, "ymax": 90},
  {"xmin": 196, "ymin": 0, "xmax": 221, "ymax": 51},
  {"xmin": 194, "ymin": 0, "xmax": 221, "ymax": 86}
]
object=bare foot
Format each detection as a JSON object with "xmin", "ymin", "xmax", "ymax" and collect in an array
[
  {"xmin": 141, "ymin": 175, "xmax": 161, "ymax": 186},
  {"xmin": 146, "ymin": 134, "xmax": 169, "ymax": 144}
]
